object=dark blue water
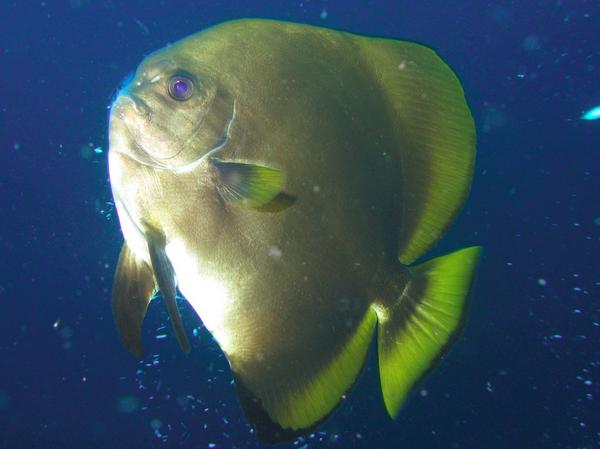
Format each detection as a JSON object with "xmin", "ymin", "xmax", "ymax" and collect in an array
[{"xmin": 1, "ymin": 1, "xmax": 599, "ymax": 448}]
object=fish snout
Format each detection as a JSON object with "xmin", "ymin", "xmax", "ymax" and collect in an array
[{"xmin": 112, "ymin": 94, "xmax": 152, "ymax": 121}]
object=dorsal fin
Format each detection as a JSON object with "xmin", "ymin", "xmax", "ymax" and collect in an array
[{"xmin": 356, "ymin": 36, "xmax": 476, "ymax": 264}]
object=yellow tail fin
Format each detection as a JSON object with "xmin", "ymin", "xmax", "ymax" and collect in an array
[{"xmin": 376, "ymin": 246, "xmax": 482, "ymax": 417}]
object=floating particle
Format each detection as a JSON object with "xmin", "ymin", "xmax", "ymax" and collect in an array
[
  {"xmin": 150, "ymin": 418, "xmax": 162, "ymax": 429},
  {"xmin": 13, "ymin": 143, "xmax": 20, "ymax": 151},
  {"xmin": 594, "ymin": 217, "xmax": 600, "ymax": 226},
  {"xmin": 208, "ymin": 444, "xmax": 217, "ymax": 448},
  {"xmin": 584, "ymin": 380, "xmax": 592, "ymax": 386},
  {"xmin": 481, "ymin": 106, "xmax": 508, "ymax": 133},
  {"xmin": 134, "ymin": 18, "xmax": 150, "ymax": 35},
  {"xmin": 69, "ymin": 0, "xmax": 87, "ymax": 10},
  {"xmin": 155, "ymin": 334, "xmax": 167, "ymax": 340},
  {"xmin": 320, "ymin": 8, "xmax": 328, "ymax": 20},
  {"xmin": 193, "ymin": 328, "xmax": 199, "ymax": 337},
  {"xmin": 537, "ymin": 278, "xmax": 547, "ymax": 287},
  {"xmin": 53, "ymin": 319, "xmax": 60, "ymax": 328},
  {"xmin": 90, "ymin": 421, "xmax": 107, "ymax": 437},
  {"xmin": 59, "ymin": 326, "xmax": 74, "ymax": 340},
  {"xmin": 80, "ymin": 145, "xmax": 94, "ymax": 159},
  {"xmin": 581, "ymin": 106, "xmax": 600, "ymax": 121},
  {"xmin": 522, "ymin": 35, "xmax": 541, "ymax": 50},
  {"xmin": 419, "ymin": 388, "xmax": 428, "ymax": 397},
  {"xmin": 486, "ymin": 381, "xmax": 494, "ymax": 392},
  {"xmin": 490, "ymin": 5, "xmax": 512, "ymax": 26},
  {"xmin": 268, "ymin": 246, "xmax": 282, "ymax": 259},
  {"xmin": 117, "ymin": 395, "xmax": 140, "ymax": 414},
  {"xmin": 94, "ymin": 146, "xmax": 103, "ymax": 154},
  {"xmin": 0, "ymin": 390, "xmax": 9, "ymax": 410},
  {"xmin": 549, "ymin": 334, "xmax": 563, "ymax": 340}
]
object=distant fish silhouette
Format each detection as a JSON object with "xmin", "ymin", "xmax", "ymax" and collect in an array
[{"xmin": 581, "ymin": 106, "xmax": 600, "ymax": 120}]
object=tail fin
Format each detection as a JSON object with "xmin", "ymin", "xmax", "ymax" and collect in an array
[{"xmin": 376, "ymin": 246, "xmax": 482, "ymax": 417}]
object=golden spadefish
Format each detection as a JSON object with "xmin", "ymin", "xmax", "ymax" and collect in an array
[{"xmin": 108, "ymin": 18, "xmax": 481, "ymax": 442}]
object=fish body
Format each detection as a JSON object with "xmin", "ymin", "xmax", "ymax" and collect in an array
[{"xmin": 109, "ymin": 19, "xmax": 481, "ymax": 442}]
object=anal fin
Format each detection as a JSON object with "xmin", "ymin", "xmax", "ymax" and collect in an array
[{"xmin": 232, "ymin": 309, "xmax": 377, "ymax": 442}]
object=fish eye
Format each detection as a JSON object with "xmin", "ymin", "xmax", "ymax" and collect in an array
[{"xmin": 168, "ymin": 75, "xmax": 194, "ymax": 101}]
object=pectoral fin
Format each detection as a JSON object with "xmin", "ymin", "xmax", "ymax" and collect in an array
[
  {"xmin": 144, "ymin": 223, "xmax": 191, "ymax": 354},
  {"xmin": 211, "ymin": 159, "xmax": 285, "ymax": 208},
  {"xmin": 112, "ymin": 243, "xmax": 156, "ymax": 358}
]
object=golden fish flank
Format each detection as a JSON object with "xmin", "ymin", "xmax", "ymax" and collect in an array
[{"xmin": 108, "ymin": 18, "xmax": 481, "ymax": 442}]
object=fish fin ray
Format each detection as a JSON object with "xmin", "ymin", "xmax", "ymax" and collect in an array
[
  {"xmin": 144, "ymin": 223, "xmax": 191, "ymax": 354},
  {"xmin": 212, "ymin": 159, "xmax": 285, "ymax": 208},
  {"xmin": 376, "ymin": 246, "xmax": 481, "ymax": 417},
  {"xmin": 111, "ymin": 243, "xmax": 156, "ymax": 358},
  {"xmin": 357, "ymin": 37, "xmax": 476, "ymax": 263},
  {"xmin": 231, "ymin": 309, "xmax": 377, "ymax": 442}
]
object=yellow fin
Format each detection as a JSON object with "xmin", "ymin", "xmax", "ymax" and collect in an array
[
  {"xmin": 111, "ymin": 243, "xmax": 156, "ymax": 358},
  {"xmin": 375, "ymin": 246, "xmax": 482, "ymax": 417},
  {"xmin": 356, "ymin": 37, "xmax": 476, "ymax": 264},
  {"xmin": 233, "ymin": 309, "xmax": 377, "ymax": 442},
  {"xmin": 212, "ymin": 159, "xmax": 285, "ymax": 208}
]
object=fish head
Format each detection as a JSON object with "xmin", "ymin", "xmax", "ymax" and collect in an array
[{"xmin": 109, "ymin": 47, "xmax": 235, "ymax": 170}]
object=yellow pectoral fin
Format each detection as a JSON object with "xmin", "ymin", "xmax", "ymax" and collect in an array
[
  {"xmin": 376, "ymin": 246, "xmax": 482, "ymax": 417},
  {"xmin": 211, "ymin": 158, "xmax": 285, "ymax": 208}
]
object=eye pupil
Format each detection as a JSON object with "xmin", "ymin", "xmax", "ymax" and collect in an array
[{"xmin": 168, "ymin": 76, "xmax": 194, "ymax": 101}]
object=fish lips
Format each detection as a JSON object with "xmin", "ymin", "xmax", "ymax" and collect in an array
[{"xmin": 109, "ymin": 95, "xmax": 160, "ymax": 168}]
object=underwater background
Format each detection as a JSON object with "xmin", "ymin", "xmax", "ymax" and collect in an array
[{"xmin": 1, "ymin": 0, "xmax": 599, "ymax": 448}]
